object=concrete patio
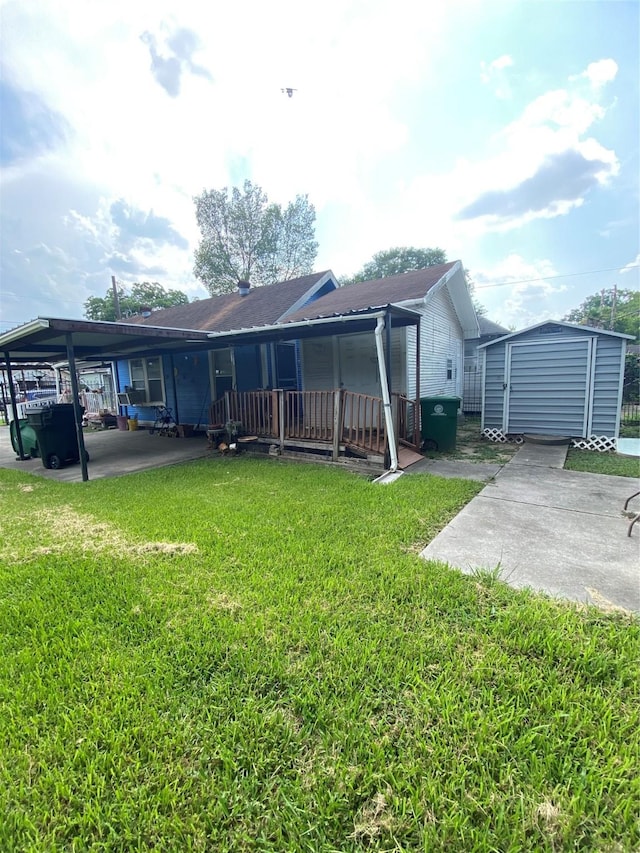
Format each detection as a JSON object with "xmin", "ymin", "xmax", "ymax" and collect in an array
[{"xmin": 0, "ymin": 425, "xmax": 211, "ymax": 482}]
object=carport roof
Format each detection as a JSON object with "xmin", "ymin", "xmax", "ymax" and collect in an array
[{"xmin": 0, "ymin": 305, "xmax": 421, "ymax": 365}]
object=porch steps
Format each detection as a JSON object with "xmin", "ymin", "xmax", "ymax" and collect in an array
[{"xmin": 397, "ymin": 446, "xmax": 424, "ymax": 469}]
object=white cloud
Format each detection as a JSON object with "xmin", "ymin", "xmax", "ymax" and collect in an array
[
  {"xmin": 620, "ymin": 254, "xmax": 640, "ymax": 275},
  {"xmin": 480, "ymin": 54, "xmax": 514, "ymax": 99},
  {"xmin": 471, "ymin": 254, "xmax": 566, "ymax": 328},
  {"xmin": 572, "ymin": 58, "xmax": 618, "ymax": 91}
]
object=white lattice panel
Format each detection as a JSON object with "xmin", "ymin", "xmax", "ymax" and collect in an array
[
  {"xmin": 482, "ymin": 428, "xmax": 507, "ymax": 443},
  {"xmin": 571, "ymin": 435, "xmax": 617, "ymax": 452}
]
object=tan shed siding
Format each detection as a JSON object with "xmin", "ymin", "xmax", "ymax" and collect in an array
[
  {"xmin": 483, "ymin": 345, "xmax": 505, "ymax": 429},
  {"xmin": 418, "ymin": 287, "xmax": 463, "ymax": 397},
  {"xmin": 591, "ymin": 336, "xmax": 624, "ymax": 435}
]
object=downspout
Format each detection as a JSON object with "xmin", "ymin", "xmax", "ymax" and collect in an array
[{"xmin": 374, "ymin": 316, "xmax": 398, "ymax": 472}]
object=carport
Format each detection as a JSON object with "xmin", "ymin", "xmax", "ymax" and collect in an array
[
  {"xmin": 0, "ymin": 318, "xmax": 212, "ymax": 481},
  {"xmin": 0, "ymin": 305, "xmax": 421, "ymax": 481}
]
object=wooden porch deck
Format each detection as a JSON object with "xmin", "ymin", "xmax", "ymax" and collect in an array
[{"xmin": 209, "ymin": 389, "xmax": 421, "ymax": 471}]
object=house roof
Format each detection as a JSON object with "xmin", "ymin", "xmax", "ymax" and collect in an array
[
  {"xmin": 283, "ymin": 262, "xmax": 458, "ymax": 322},
  {"xmin": 128, "ymin": 271, "xmax": 335, "ymax": 332},
  {"xmin": 478, "ymin": 319, "xmax": 635, "ymax": 349},
  {"xmin": 478, "ymin": 316, "xmax": 509, "ymax": 337}
]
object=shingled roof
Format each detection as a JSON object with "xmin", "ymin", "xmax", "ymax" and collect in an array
[
  {"xmin": 283, "ymin": 262, "xmax": 458, "ymax": 323},
  {"xmin": 128, "ymin": 271, "xmax": 335, "ymax": 333}
]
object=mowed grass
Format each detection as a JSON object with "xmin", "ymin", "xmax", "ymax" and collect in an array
[
  {"xmin": 0, "ymin": 458, "xmax": 638, "ymax": 852},
  {"xmin": 565, "ymin": 448, "xmax": 640, "ymax": 478}
]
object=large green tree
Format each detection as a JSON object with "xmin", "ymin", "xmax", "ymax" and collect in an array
[
  {"xmin": 193, "ymin": 180, "xmax": 318, "ymax": 295},
  {"xmin": 84, "ymin": 282, "xmax": 189, "ymax": 322},
  {"xmin": 563, "ymin": 288, "xmax": 639, "ymax": 340},
  {"xmin": 342, "ymin": 246, "xmax": 448, "ymax": 284}
]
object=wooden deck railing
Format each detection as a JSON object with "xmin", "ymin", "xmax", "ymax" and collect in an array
[
  {"xmin": 342, "ymin": 391, "xmax": 386, "ymax": 454},
  {"xmin": 393, "ymin": 393, "xmax": 420, "ymax": 451},
  {"xmin": 227, "ymin": 390, "xmax": 277, "ymax": 436},
  {"xmin": 284, "ymin": 390, "xmax": 334, "ymax": 441},
  {"xmin": 209, "ymin": 389, "xmax": 401, "ymax": 459}
]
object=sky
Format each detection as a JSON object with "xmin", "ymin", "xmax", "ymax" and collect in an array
[{"xmin": 0, "ymin": 0, "xmax": 638, "ymax": 333}]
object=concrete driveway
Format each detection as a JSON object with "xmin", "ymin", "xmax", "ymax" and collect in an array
[
  {"xmin": 0, "ymin": 425, "xmax": 211, "ymax": 482},
  {"xmin": 421, "ymin": 443, "xmax": 640, "ymax": 612}
]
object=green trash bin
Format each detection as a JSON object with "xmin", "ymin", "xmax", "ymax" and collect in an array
[
  {"xmin": 9, "ymin": 418, "xmax": 40, "ymax": 458},
  {"xmin": 420, "ymin": 396, "xmax": 460, "ymax": 452},
  {"xmin": 26, "ymin": 404, "xmax": 87, "ymax": 470}
]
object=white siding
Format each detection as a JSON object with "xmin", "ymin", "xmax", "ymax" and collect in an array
[
  {"xmin": 302, "ymin": 329, "xmax": 405, "ymax": 395},
  {"xmin": 415, "ymin": 286, "xmax": 463, "ymax": 398},
  {"xmin": 301, "ymin": 338, "xmax": 335, "ymax": 390}
]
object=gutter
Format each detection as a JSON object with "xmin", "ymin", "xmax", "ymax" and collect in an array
[
  {"xmin": 374, "ymin": 315, "xmax": 398, "ymax": 473},
  {"xmin": 204, "ymin": 309, "xmax": 391, "ymax": 340}
]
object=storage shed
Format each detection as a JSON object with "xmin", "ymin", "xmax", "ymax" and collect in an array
[{"xmin": 479, "ymin": 321, "xmax": 632, "ymax": 444}]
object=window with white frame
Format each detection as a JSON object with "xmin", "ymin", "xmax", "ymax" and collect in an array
[{"xmin": 128, "ymin": 357, "xmax": 165, "ymax": 404}]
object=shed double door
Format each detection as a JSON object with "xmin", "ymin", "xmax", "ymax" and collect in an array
[{"xmin": 504, "ymin": 337, "xmax": 594, "ymax": 437}]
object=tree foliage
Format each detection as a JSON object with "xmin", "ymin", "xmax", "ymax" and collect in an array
[
  {"xmin": 193, "ymin": 180, "xmax": 318, "ymax": 295},
  {"xmin": 84, "ymin": 282, "xmax": 189, "ymax": 322},
  {"xmin": 563, "ymin": 288, "xmax": 639, "ymax": 340},
  {"xmin": 343, "ymin": 246, "xmax": 448, "ymax": 284}
]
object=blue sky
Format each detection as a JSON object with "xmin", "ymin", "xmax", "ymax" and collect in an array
[{"xmin": 1, "ymin": 0, "xmax": 638, "ymax": 331}]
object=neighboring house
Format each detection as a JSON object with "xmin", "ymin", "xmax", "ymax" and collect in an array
[
  {"xmin": 284, "ymin": 261, "xmax": 478, "ymax": 404},
  {"xmin": 480, "ymin": 320, "xmax": 633, "ymax": 442},
  {"xmin": 117, "ymin": 271, "xmax": 338, "ymax": 426},
  {"xmin": 462, "ymin": 316, "xmax": 510, "ymax": 413}
]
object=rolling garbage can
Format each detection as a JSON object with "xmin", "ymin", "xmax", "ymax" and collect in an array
[
  {"xmin": 26, "ymin": 403, "xmax": 88, "ymax": 469},
  {"xmin": 420, "ymin": 396, "xmax": 460, "ymax": 452},
  {"xmin": 9, "ymin": 418, "xmax": 40, "ymax": 458}
]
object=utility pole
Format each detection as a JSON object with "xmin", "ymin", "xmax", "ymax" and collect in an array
[
  {"xmin": 610, "ymin": 283, "xmax": 617, "ymax": 330},
  {"xmin": 112, "ymin": 275, "xmax": 122, "ymax": 321}
]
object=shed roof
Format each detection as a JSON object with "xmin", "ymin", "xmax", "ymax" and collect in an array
[{"xmin": 478, "ymin": 319, "xmax": 635, "ymax": 349}]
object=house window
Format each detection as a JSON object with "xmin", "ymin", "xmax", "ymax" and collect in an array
[
  {"xmin": 446, "ymin": 358, "xmax": 454, "ymax": 380},
  {"xmin": 129, "ymin": 357, "xmax": 165, "ymax": 404}
]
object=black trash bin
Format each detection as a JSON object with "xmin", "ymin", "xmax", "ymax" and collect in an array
[
  {"xmin": 420, "ymin": 396, "xmax": 460, "ymax": 452},
  {"xmin": 26, "ymin": 404, "xmax": 88, "ymax": 469}
]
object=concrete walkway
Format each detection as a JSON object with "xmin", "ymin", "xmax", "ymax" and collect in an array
[{"xmin": 421, "ymin": 442, "xmax": 640, "ymax": 612}]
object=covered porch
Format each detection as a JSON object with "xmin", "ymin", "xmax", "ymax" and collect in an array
[{"xmin": 208, "ymin": 388, "xmax": 422, "ymax": 471}]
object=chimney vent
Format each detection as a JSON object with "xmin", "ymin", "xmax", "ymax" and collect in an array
[{"xmin": 238, "ymin": 280, "xmax": 250, "ymax": 297}]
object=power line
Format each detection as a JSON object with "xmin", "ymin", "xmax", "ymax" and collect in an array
[{"xmin": 474, "ymin": 264, "xmax": 639, "ymax": 290}]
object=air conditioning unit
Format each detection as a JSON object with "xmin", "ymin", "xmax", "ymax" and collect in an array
[{"xmin": 117, "ymin": 390, "xmax": 147, "ymax": 406}]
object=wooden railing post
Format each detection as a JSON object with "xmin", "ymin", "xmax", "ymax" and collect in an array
[
  {"xmin": 270, "ymin": 390, "xmax": 278, "ymax": 439},
  {"xmin": 279, "ymin": 391, "xmax": 285, "ymax": 450},
  {"xmin": 332, "ymin": 389, "xmax": 343, "ymax": 460}
]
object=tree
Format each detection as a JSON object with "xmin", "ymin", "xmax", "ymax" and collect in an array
[
  {"xmin": 84, "ymin": 282, "xmax": 189, "ymax": 321},
  {"xmin": 342, "ymin": 246, "xmax": 448, "ymax": 284},
  {"xmin": 563, "ymin": 288, "xmax": 639, "ymax": 340},
  {"xmin": 193, "ymin": 180, "xmax": 318, "ymax": 295}
]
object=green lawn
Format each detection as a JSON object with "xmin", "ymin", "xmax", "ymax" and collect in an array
[
  {"xmin": 565, "ymin": 448, "xmax": 640, "ymax": 477},
  {"xmin": 1, "ymin": 459, "xmax": 638, "ymax": 852}
]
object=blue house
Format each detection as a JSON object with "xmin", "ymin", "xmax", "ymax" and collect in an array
[{"xmin": 115, "ymin": 272, "xmax": 338, "ymax": 427}]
